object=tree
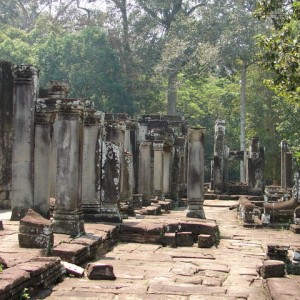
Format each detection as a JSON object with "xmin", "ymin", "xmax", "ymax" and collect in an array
[{"xmin": 255, "ymin": 0, "xmax": 300, "ymax": 104}]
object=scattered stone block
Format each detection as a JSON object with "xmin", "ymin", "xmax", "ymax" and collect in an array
[
  {"xmin": 198, "ymin": 234, "xmax": 215, "ymax": 248},
  {"xmin": 290, "ymin": 224, "xmax": 300, "ymax": 234},
  {"xmin": 18, "ymin": 209, "xmax": 53, "ymax": 248},
  {"xmin": 160, "ymin": 233, "xmax": 176, "ymax": 247},
  {"xmin": 86, "ymin": 262, "xmax": 116, "ymax": 280},
  {"xmin": 259, "ymin": 260, "xmax": 285, "ymax": 279},
  {"xmin": 61, "ymin": 261, "xmax": 84, "ymax": 277},
  {"xmin": 176, "ymin": 232, "xmax": 194, "ymax": 246}
]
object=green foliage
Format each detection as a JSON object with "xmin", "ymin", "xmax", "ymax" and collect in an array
[
  {"xmin": 20, "ymin": 288, "xmax": 30, "ymax": 300},
  {"xmin": 255, "ymin": 0, "xmax": 300, "ymax": 104}
]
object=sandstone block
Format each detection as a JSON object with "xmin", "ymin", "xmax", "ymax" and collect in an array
[
  {"xmin": 198, "ymin": 234, "xmax": 215, "ymax": 248},
  {"xmin": 0, "ymin": 220, "xmax": 3, "ymax": 230},
  {"xmin": 176, "ymin": 232, "xmax": 194, "ymax": 246},
  {"xmin": 86, "ymin": 262, "xmax": 116, "ymax": 280},
  {"xmin": 18, "ymin": 209, "xmax": 53, "ymax": 248},
  {"xmin": 290, "ymin": 224, "xmax": 300, "ymax": 234},
  {"xmin": 160, "ymin": 233, "xmax": 176, "ymax": 247},
  {"xmin": 259, "ymin": 260, "xmax": 285, "ymax": 279}
]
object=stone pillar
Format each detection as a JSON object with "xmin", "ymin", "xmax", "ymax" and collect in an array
[
  {"xmin": 212, "ymin": 120, "xmax": 225, "ymax": 193},
  {"xmin": 153, "ymin": 141, "xmax": 164, "ymax": 197},
  {"xmin": 53, "ymin": 99, "xmax": 85, "ymax": 236},
  {"xmin": 0, "ymin": 61, "xmax": 14, "ymax": 209},
  {"xmin": 100, "ymin": 141, "xmax": 122, "ymax": 222},
  {"xmin": 11, "ymin": 65, "xmax": 38, "ymax": 221},
  {"xmin": 247, "ymin": 137, "xmax": 264, "ymax": 193},
  {"xmin": 100, "ymin": 123, "xmax": 125, "ymax": 222},
  {"xmin": 163, "ymin": 145, "xmax": 172, "ymax": 197},
  {"xmin": 186, "ymin": 128, "xmax": 205, "ymax": 219},
  {"xmin": 82, "ymin": 101, "xmax": 103, "ymax": 221},
  {"xmin": 284, "ymin": 152, "xmax": 293, "ymax": 189},
  {"xmin": 120, "ymin": 152, "xmax": 134, "ymax": 215},
  {"xmin": 281, "ymin": 141, "xmax": 289, "ymax": 189},
  {"xmin": 138, "ymin": 141, "xmax": 152, "ymax": 200},
  {"xmin": 34, "ymin": 99, "xmax": 56, "ymax": 218}
]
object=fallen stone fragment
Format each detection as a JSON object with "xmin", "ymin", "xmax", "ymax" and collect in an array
[
  {"xmin": 198, "ymin": 234, "xmax": 215, "ymax": 248},
  {"xmin": 85, "ymin": 262, "xmax": 116, "ymax": 280},
  {"xmin": 62, "ymin": 261, "xmax": 84, "ymax": 277},
  {"xmin": 259, "ymin": 260, "xmax": 285, "ymax": 279}
]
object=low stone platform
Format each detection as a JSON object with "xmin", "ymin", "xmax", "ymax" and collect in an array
[{"xmin": 1, "ymin": 201, "xmax": 300, "ymax": 299}]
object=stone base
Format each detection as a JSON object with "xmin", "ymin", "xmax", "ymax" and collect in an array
[
  {"xmin": 98, "ymin": 212, "xmax": 122, "ymax": 223},
  {"xmin": 53, "ymin": 210, "xmax": 85, "ymax": 237},
  {"xmin": 186, "ymin": 209, "xmax": 206, "ymax": 219}
]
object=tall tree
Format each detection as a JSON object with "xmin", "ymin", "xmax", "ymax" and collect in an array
[{"xmin": 255, "ymin": 0, "xmax": 300, "ymax": 104}]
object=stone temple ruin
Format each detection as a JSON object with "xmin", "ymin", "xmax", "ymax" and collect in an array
[
  {"xmin": 1, "ymin": 62, "xmax": 300, "ymax": 299},
  {"xmin": 0, "ymin": 62, "xmax": 206, "ymax": 234}
]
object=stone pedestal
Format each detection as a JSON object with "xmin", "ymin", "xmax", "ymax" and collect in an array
[
  {"xmin": 53, "ymin": 99, "xmax": 85, "ymax": 236},
  {"xmin": 82, "ymin": 101, "xmax": 103, "ymax": 221},
  {"xmin": 34, "ymin": 99, "xmax": 56, "ymax": 218},
  {"xmin": 186, "ymin": 128, "xmax": 205, "ymax": 219},
  {"xmin": 0, "ymin": 61, "xmax": 13, "ymax": 209},
  {"xmin": 11, "ymin": 65, "xmax": 39, "ymax": 220}
]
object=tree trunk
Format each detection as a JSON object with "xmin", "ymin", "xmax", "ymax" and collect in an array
[
  {"xmin": 167, "ymin": 72, "xmax": 178, "ymax": 116},
  {"xmin": 240, "ymin": 63, "xmax": 247, "ymax": 183}
]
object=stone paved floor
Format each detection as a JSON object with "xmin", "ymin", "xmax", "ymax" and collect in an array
[{"xmin": 1, "ymin": 201, "xmax": 300, "ymax": 299}]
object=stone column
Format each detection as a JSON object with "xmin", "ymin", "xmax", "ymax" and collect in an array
[
  {"xmin": 284, "ymin": 152, "xmax": 293, "ymax": 189},
  {"xmin": 34, "ymin": 99, "xmax": 56, "ymax": 218},
  {"xmin": 0, "ymin": 61, "xmax": 14, "ymax": 209},
  {"xmin": 138, "ymin": 141, "xmax": 152, "ymax": 200},
  {"xmin": 82, "ymin": 101, "xmax": 103, "ymax": 221},
  {"xmin": 100, "ymin": 123, "xmax": 125, "ymax": 222},
  {"xmin": 11, "ymin": 65, "xmax": 39, "ymax": 221},
  {"xmin": 212, "ymin": 120, "xmax": 225, "ymax": 193},
  {"xmin": 247, "ymin": 137, "xmax": 264, "ymax": 192},
  {"xmin": 186, "ymin": 127, "xmax": 205, "ymax": 219},
  {"xmin": 281, "ymin": 140, "xmax": 289, "ymax": 188},
  {"xmin": 153, "ymin": 141, "xmax": 164, "ymax": 197},
  {"xmin": 53, "ymin": 99, "xmax": 85, "ymax": 236},
  {"xmin": 120, "ymin": 152, "xmax": 134, "ymax": 215},
  {"xmin": 163, "ymin": 144, "xmax": 173, "ymax": 197}
]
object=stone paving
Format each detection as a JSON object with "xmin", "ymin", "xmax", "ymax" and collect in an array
[{"xmin": 1, "ymin": 200, "xmax": 300, "ymax": 299}]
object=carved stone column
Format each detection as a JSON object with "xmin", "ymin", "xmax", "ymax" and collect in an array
[
  {"xmin": 163, "ymin": 144, "xmax": 173, "ymax": 197},
  {"xmin": 0, "ymin": 61, "xmax": 13, "ymax": 209},
  {"xmin": 284, "ymin": 152, "xmax": 293, "ymax": 189},
  {"xmin": 11, "ymin": 65, "xmax": 39, "ymax": 220},
  {"xmin": 153, "ymin": 141, "xmax": 164, "ymax": 197},
  {"xmin": 247, "ymin": 137, "xmax": 264, "ymax": 193},
  {"xmin": 82, "ymin": 101, "xmax": 103, "ymax": 221},
  {"xmin": 100, "ymin": 123, "xmax": 125, "ymax": 222},
  {"xmin": 212, "ymin": 120, "xmax": 226, "ymax": 193},
  {"xmin": 138, "ymin": 141, "xmax": 152, "ymax": 201},
  {"xmin": 34, "ymin": 98, "xmax": 56, "ymax": 218},
  {"xmin": 186, "ymin": 127, "xmax": 205, "ymax": 219},
  {"xmin": 53, "ymin": 99, "xmax": 85, "ymax": 236}
]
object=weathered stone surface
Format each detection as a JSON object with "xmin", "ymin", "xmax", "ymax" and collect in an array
[
  {"xmin": 51, "ymin": 242, "xmax": 89, "ymax": 265},
  {"xmin": 290, "ymin": 224, "xmax": 300, "ymax": 234},
  {"xmin": 61, "ymin": 261, "xmax": 84, "ymax": 277},
  {"xmin": 161, "ymin": 233, "xmax": 176, "ymax": 247},
  {"xmin": 266, "ymin": 277, "xmax": 300, "ymax": 300},
  {"xmin": 0, "ymin": 220, "xmax": 3, "ymax": 230},
  {"xmin": 18, "ymin": 209, "xmax": 53, "ymax": 248},
  {"xmin": 259, "ymin": 260, "xmax": 285, "ymax": 279},
  {"xmin": 86, "ymin": 262, "xmax": 116, "ymax": 280},
  {"xmin": 176, "ymin": 232, "xmax": 194, "ymax": 246},
  {"xmin": 198, "ymin": 234, "xmax": 215, "ymax": 248}
]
